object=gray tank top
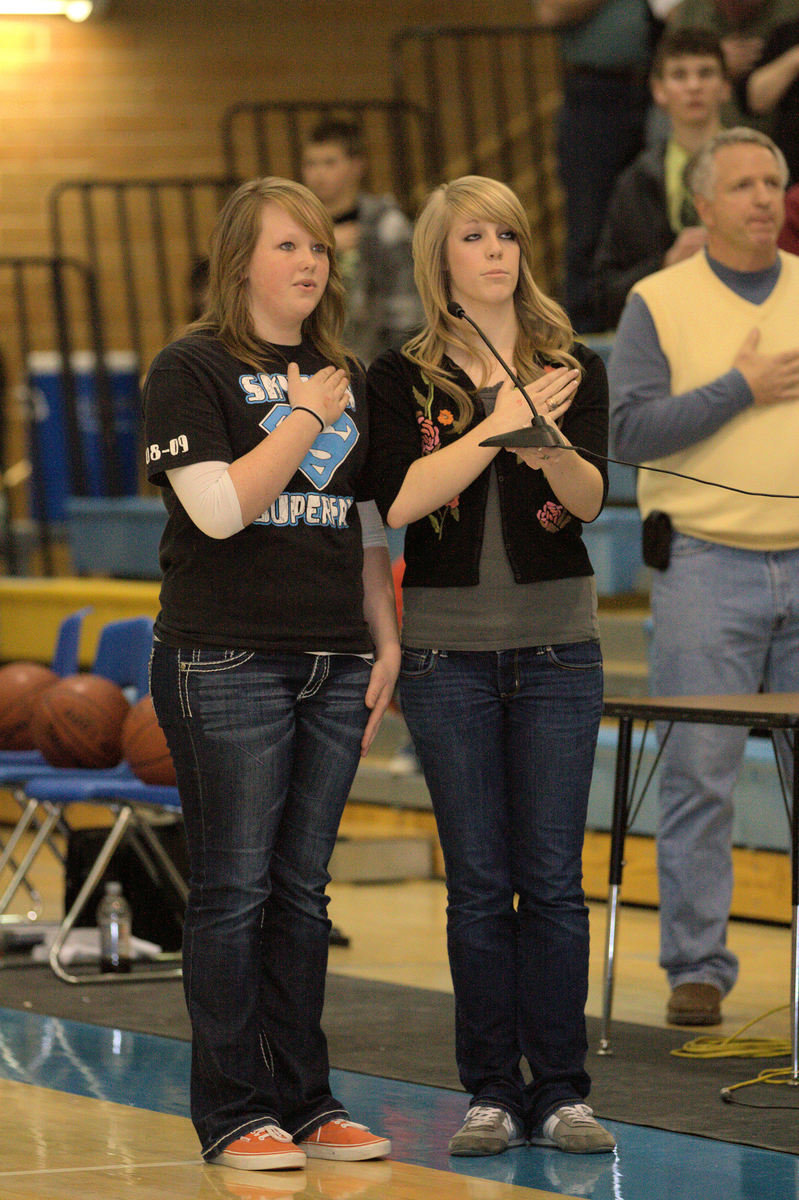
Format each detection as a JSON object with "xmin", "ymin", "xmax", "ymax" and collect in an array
[{"xmin": 402, "ymin": 384, "xmax": 599, "ymax": 651}]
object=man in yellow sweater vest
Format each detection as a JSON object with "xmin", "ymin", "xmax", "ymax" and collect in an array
[{"xmin": 609, "ymin": 127, "xmax": 799, "ymax": 1026}]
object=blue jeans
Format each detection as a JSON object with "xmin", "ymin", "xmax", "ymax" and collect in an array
[
  {"xmin": 651, "ymin": 535, "xmax": 799, "ymax": 995},
  {"xmin": 399, "ymin": 642, "xmax": 603, "ymax": 1132},
  {"xmin": 150, "ymin": 641, "xmax": 371, "ymax": 1159}
]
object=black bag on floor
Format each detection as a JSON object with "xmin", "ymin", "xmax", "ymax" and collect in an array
[{"xmin": 64, "ymin": 817, "xmax": 188, "ymax": 952}]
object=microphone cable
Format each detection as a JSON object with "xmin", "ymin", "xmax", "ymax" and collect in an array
[
  {"xmin": 580, "ymin": 450, "xmax": 799, "ymax": 502},
  {"xmin": 446, "ymin": 301, "xmax": 799, "ymax": 500}
]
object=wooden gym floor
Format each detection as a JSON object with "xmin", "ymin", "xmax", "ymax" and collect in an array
[{"xmin": 0, "ymin": 833, "xmax": 797, "ymax": 1200}]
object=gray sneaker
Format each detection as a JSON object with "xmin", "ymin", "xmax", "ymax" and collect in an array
[
  {"xmin": 448, "ymin": 1104, "xmax": 525, "ymax": 1156},
  {"xmin": 530, "ymin": 1104, "xmax": 616, "ymax": 1154}
]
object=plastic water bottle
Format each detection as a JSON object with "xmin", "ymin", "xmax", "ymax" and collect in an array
[{"xmin": 96, "ymin": 880, "xmax": 132, "ymax": 973}]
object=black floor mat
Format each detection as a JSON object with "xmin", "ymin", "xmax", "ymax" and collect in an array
[{"xmin": 1, "ymin": 963, "xmax": 796, "ymax": 1154}]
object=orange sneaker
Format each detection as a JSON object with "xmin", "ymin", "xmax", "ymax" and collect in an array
[
  {"xmin": 298, "ymin": 1119, "xmax": 391, "ymax": 1161},
  {"xmin": 209, "ymin": 1125, "xmax": 306, "ymax": 1171}
]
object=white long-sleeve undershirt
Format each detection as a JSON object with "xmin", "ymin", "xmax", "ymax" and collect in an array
[{"xmin": 167, "ymin": 460, "xmax": 387, "ymax": 548}]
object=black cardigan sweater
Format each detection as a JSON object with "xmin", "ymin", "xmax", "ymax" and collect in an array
[{"xmin": 365, "ymin": 341, "xmax": 609, "ymax": 589}]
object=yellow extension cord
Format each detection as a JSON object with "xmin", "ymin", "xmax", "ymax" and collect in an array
[{"xmin": 670, "ymin": 1004, "xmax": 799, "ymax": 1101}]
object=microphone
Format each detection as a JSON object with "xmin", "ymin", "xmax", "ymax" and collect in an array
[{"xmin": 446, "ymin": 300, "xmax": 567, "ymax": 449}]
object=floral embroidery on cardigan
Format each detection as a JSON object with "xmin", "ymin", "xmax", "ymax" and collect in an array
[
  {"xmin": 414, "ymin": 375, "xmax": 460, "ymax": 540},
  {"xmin": 537, "ymin": 500, "xmax": 571, "ymax": 533}
]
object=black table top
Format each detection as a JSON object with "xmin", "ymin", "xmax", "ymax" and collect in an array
[{"xmin": 603, "ymin": 693, "xmax": 799, "ymax": 729}]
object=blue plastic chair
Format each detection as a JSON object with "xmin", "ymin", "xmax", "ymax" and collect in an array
[
  {"xmin": 0, "ymin": 616, "xmax": 154, "ymax": 924},
  {"xmin": 51, "ymin": 606, "xmax": 93, "ymax": 677},
  {"xmin": 91, "ymin": 616, "xmax": 153, "ymax": 701},
  {"xmin": 22, "ymin": 769, "xmax": 185, "ymax": 984}
]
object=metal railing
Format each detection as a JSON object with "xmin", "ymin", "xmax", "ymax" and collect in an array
[
  {"xmin": 392, "ymin": 23, "xmax": 563, "ymax": 292},
  {"xmin": 49, "ymin": 175, "xmax": 237, "ymax": 374},
  {"xmin": 220, "ymin": 98, "xmax": 435, "ymax": 216}
]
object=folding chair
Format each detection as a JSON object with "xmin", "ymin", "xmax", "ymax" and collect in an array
[
  {"xmin": 50, "ymin": 606, "xmax": 93, "ymax": 676},
  {"xmin": 90, "ymin": 615, "xmax": 153, "ymax": 702},
  {"xmin": 0, "ymin": 616, "xmax": 154, "ymax": 925},
  {"xmin": 22, "ymin": 769, "xmax": 186, "ymax": 984}
]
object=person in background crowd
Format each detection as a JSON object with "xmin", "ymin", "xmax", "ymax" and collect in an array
[
  {"xmin": 144, "ymin": 176, "xmax": 399, "ymax": 1172},
  {"xmin": 743, "ymin": 15, "xmax": 799, "ymax": 180},
  {"xmin": 594, "ymin": 26, "xmax": 730, "ymax": 327},
  {"xmin": 302, "ymin": 119, "xmax": 423, "ymax": 365},
  {"xmin": 610, "ymin": 129, "xmax": 799, "ymax": 1027},
  {"xmin": 367, "ymin": 174, "xmax": 615, "ymax": 1157},
  {"xmin": 668, "ymin": 0, "xmax": 799, "ymax": 127},
  {"xmin": 186, "ymin": 255, "xmax": 210, "ymax": 322},
  {"xmin": 534, "ymin": 0, "xmax": 659, "ymax": 332}
]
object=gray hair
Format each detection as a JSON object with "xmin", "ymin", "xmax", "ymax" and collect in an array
[{"xmin": 686, "ymin": 126, "xmax": 789, "ymax": 200}]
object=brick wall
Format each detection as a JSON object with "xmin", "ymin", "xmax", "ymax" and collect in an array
[
  {"xmin": 1, "ymin": 0, "xmax": 538, "ymax": 258},
  {"xmin": 0, "ymin": 1, "xmax": 560, "ymax": 510}
]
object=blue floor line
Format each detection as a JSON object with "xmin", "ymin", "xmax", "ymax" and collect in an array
[{"xmin": 0, "ymin": 1006, "xmax": 795, "ymax": 1199}]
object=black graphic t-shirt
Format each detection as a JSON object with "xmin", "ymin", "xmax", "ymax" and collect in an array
[{"xmin": 143, "ymin": 330, "xmax": 373, "ymax": 654}]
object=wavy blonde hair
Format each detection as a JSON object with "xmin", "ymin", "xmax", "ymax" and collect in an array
[
  {"xmin": 404, "ymin": 175, "xmax": 579, "ymax": 429},
  {"xmin": 188, "ymin": 176, "xmax": 351, "ymax": 376}
]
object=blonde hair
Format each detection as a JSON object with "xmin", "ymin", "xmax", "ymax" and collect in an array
[
  {"xmin": 404, "ymin": 175, "xmax": 579, "ymax": 429},
  {"xmin": 189, "ymin": 176, "xmax": 350, "ymax": 375}
]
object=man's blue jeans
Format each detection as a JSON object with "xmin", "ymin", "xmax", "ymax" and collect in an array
[
  {"xmin": 651, "ymin": 535, "xmax": 799, "ymax": 996},
  {"xmin": 399, "ymin": 642, "xmax": 603, "ymax": 1132},
  {"xmin": 150, "ymin": 641, "xmax": 371, "ymax": 1159}
]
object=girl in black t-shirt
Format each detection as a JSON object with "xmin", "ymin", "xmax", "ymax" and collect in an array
[{"xmin": 144, "ymin": 178, "xmax": 398, "ymax": 1173}]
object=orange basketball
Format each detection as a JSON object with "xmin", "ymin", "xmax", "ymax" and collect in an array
[
  {"xmin": 30, "ymin": 673, "xmax": 130, "ymax": 768},
  {"xmin": 0, "ymin": 661, "xmax": 60, "ymax": 750},
  {"xmin": 122, "ymin": 694, "xmax": 177, "ymax": 786}
]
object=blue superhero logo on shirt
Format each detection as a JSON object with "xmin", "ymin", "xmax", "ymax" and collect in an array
[{"xmin": 260, "ymin": 404, "xmax": 358, "ymax": 490}]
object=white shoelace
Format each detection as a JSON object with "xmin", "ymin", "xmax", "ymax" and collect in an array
[
  {"xmin": 247, "ymin": 1125, "xmax": 295, "ymax": 1143},
  {"xmin": 464, "ymin": 1105, "xmax": 508, "ymax": 1129},
  {"xmin": 549, "ymin": 1103, "xmax": 596, "ymax": 1127}
]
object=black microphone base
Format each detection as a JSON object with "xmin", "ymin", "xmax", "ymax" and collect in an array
[{"xmin": 480, "ymin": 423, "xmax": 569, "ymax": 449}]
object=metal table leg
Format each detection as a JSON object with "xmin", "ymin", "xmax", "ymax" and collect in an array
[{"xmin": 599, "ymin": 715, "xmax": 633, "ymax": 1056}]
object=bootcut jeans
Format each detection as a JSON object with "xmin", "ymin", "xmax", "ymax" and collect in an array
[
  {"xmin": 399, "ymin": 640, "xmax": 603, "ymax": 1132},
  {"xmin": 150, "ymin": 640, "xmax": 371, "ymax": 1159}
]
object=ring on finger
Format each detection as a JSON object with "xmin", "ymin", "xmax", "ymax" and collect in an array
[{"xmin": 547, "ymin": 398, "xmax": 559, "ymax": 412}]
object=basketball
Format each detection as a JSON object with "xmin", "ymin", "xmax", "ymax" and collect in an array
[
  {"xmin": 121, "ymin": 695, "xmax": 177, "ymax": 786},
  {"xmin": 0, "ymin": 661, "xmax": 60, "ymax": 750},
  {"xmin": 30, "ymin": 674, "xmax": 131, "ymax": 769}
]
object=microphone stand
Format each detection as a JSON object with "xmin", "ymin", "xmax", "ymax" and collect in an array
[{"xmin": 446, "ymin": 301, "xmax": 568, "ymax": 449}]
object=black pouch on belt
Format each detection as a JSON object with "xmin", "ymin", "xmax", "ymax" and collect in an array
[{"xmin": 642, "ymin": 510, "xmax": 672, "ymax": 570}]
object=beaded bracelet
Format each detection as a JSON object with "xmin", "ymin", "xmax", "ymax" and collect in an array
[{"xmin": 292, "ymin": 405, "xmax": 325, "ymax": 432}]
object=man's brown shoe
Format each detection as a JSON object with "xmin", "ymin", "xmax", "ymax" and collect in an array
[{"xmin": 667, "ymin": 982, "xmax": 722, "ymax": 1026}]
